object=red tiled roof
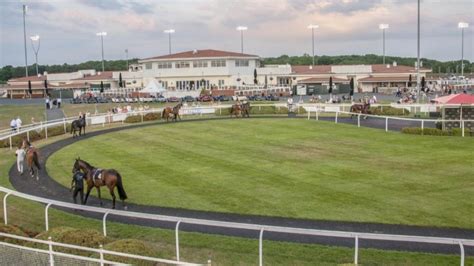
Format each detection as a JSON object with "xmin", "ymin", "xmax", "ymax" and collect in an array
[
  {"xmin": 291, "ymin": 65, "xmax": 332, "ymax": 74},
  {"xmin": 141, "ymin": 49, "xmax": 259, "ymax": 61},
  {"xmin": 9, "ymin": 75, "xmax": 46, "ymax": 82},
  {"xmin": 432, "ymin": 94, "xmax": 474, "ymax": 104},
  {"xmin": 73, "ymin": 71, "xmax": 114, "ymax": 81},
  {"xmin": 371, "ymin": 64, "xmax": 430, "ymax": 73},
  {"xmin": 299, "ymin": 77, "xmax": 348, "ymax": 83}
]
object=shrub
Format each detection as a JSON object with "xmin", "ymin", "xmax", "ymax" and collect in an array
[
  {"xmin": 402, "ymin": 127, "xmax": 452, "ymax": 136},
  {"xmin": 0, "ymin": 224, "xmax": 29, "ymax": 245},
  {"xmin": 401, "ymin": 127, "xmax": 423, "ymax": 135},
  {"xmin": 143, "ymin": 112, "xmax": 160, "ymax": 121},
  {"xmin": 124, "ymin": 115, "xmax": 142, "ymax": 123},
  {"xmin": 370, "ymin": 106, "xmax": 409, "ymax": 116},
  {"xmin": 451, "ymin": 128, "xmax": 472, "ymax": 136},
  {"xmin": 100, "ymin": 239, "xmax": 158, "ymax": 265}
]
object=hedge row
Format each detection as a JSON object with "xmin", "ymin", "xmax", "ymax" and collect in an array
[
  {"xmin": 401, "ymin": 127, "xmax": 472, "ymax": 136},
  {"xmin": 370, "ymin": 106, "xmax": 409, "ymax": 116},
  {"xmin": 1, "ymin": 124, "xmax": 72, "ymax": 148},
  {"xmin": 124, "ymin": 112, "xmax": 161, "ymax": 123}
]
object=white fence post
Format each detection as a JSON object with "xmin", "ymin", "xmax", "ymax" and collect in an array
[
  {"xmin": 354, "ymin": 235, "xmax": 359, "ymax": 265},
  {"xmin": 102, "ymin": 212, "xmax": 109, "ymax": 236},
  {"xmin": 99, "ymin": 244, "xmax": 105, "ymax": 266},
  {"xmin": 48, "ymin": 236, "xmax": 54, "ymax": 266},
  {"xmin": 9, "ymin": 136, "xmax": 12, "ymax": 150},
  {"xmin": 357, "ymin": 114, "xmax": 360, "ymax": 128},
  {"xmin": 45, "ymin": 124, "xmax": 48, "ymax": 139},
  {"xmin": 27, "ymin": 130, "xmax": 30, "ymax": 142},
  {"xmin": 3, "ymin": 192, "xmax": 11, "ymax": 225},
  {"xmin": 461, "ymin": 121, "xmax": 465, "ymax": 138},
  {"xmin": 335, "ymin": 112, "xmax": 338, "ymax": 124},
  {"xmin": 385, "ymin": 117, "xmax": 388, "ymax": 132},
  {"xmin": 307, "ymin": 111, "xmax": 310, "ymax": 120},
  {"xmin": 175, "ymin": 220, "xmax": 181, "ymax": 261},
  {"xmin": 316, "ymin": 109, "xmax": 319, "ymax": 121},
  {"xmin": 459, "ymin": 242, "xmax": 465, "ymax": 266},
  {"xmin": 421, "ymin": 120, "xmax": 424, "ymax": 131},
  {"xmin": 63, "ymin": 118, "xmax": 67, "ymax": 134},
  {"xmin": 45, "ymin": 203, "xmax": 52, "ymax": 231},
  {"xmin": 259, "ymin": 228, "xmax": 264, "ymax": 266}
]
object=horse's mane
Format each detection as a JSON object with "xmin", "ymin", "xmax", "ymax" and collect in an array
[{"xmin": 79, "ymin": 159, "xmax": 94, "ymax": 169}]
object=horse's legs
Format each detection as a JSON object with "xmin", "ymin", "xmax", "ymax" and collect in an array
[
  {"xmin": 84, "ymin": 186, "xmax": 93, "ymax": 204},
  {"xmin": 96, "ymin": 187, "xmax": 103, "ymax": 206},
  {"xmin": 109, "ymin": 187, "xmax": 116, "ymax": 209}
]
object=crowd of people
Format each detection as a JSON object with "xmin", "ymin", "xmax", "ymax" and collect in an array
[
  {"xmin": 109, "ymin": 104, "xmax": 151, "ymax": 115},
  {"xmin": 9, "ymin": 117, "xmax": 22, "ymax": 132},
  {"xmin": 45, "ymin": 96, "xmax": 62, "ymax": 109}
]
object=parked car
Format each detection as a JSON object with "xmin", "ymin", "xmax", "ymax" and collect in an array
[
  {"xmin": 182, "ymin": 96, "xmax": 195, "ymax": 102},
  {"xmin": 198, "ymin": 95, "xmax": 213, "ymax": 102},
  {"xmin": 167, "ymin": 97, "xmax": 180, "ymax": 102},
  {"xmin": 266, "ymin": 95, "xmax": 280, "ymax": 101},
  {"xmin": 254, "ymin": 95, "xmax": 266, "ymax": 101},
  {"xmin": 220, "ymin": 95, "xmax": 232, "ymax": 101},
  {"xmin": 154, "ymin": 95, "xmax": 166, "ymax": 103}
]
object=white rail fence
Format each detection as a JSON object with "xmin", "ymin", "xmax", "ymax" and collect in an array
[
  {"xmin": 1, "ymin": 186, "xmax": 473, "ymax": 266},
  {"xmin": 0, "ymin": 232, "xmax": 200, "ymax": 265}
]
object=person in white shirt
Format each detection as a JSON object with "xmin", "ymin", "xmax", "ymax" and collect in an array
[
  {"xmin": 15, "ymin": 147, "xmax": 26, "ymax": 175},
  {"xmin": 10, "ymin": 119, "xmax": 17, "ymax": 132},
  {"xmin": 15, "ymin": 117, "xmax": 22, "ymax": 131}
]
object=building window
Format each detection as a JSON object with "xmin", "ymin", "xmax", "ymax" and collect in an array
[
  {"xmin": 158, "ymin": 62, "xmax": 172, "ymax": 69},
  {"xmin": 145, "ymin": 63, "xmax": 152, "ymax": 70},
  {"xmin": 176, "ymin": 61, "xmax": 190, "ymax": 69},
  {"xmin": 211, "ymin": 60, "xmax": 226, "ymax": 67},
  {"xmin": 218, "ymin": 80, "xmax": 225, "ymax": 87},
  {"xmin": 235, "ymin": 60, "xmax": 249, "ymax": 67},
  {"xmin": 193, "ymin": 61, "xmax": 208, "ymax": 68}
]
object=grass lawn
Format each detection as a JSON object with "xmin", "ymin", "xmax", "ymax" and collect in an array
[
  {"xmin": 47, "ymin": 119, "xmax": 474, "ymax": 229},
  {"xmin": 0, "ymin": 121, "xmax": 472, "ymax": 264}
]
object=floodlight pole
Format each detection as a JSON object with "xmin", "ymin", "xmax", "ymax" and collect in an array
[
  {"xmin": 23, "ymin": 5, "xmax": 28, "ymax": 77},
  {"xmin": 416, "ymin": 0, "xmax": 421, "ymax": 103}
]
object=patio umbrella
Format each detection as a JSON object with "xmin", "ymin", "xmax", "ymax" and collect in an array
[
  {"xmin": 28, "ymin": 80, "xmax": 32, "ymax": 95},
  {"xmin": 349, "ymin": 78, "xmax": 354, "ymax": 97},
  {"xmin": 100, "ymin": 81, "xmax": 104, "ymax": 93},
  {"xmin": 119, "ymin": 73, "xmax": 123, "ymax": 88},
  {"xmin": 408, "ymin": 74, "xmax": 412, "ymax": 87},
  {"xmin": 254, "ymin": 69, "xmax": 258, "ymax": 84},
  {"xmin": 421, "ymin": 76, "xmax": 426, "ymax": 92},
  {"xmin": 44, "ymin": 79, "xmax": 49, "ymax": 96},
  {"xmin": 328, "ymin": 76, "xmax": 333, "ymax": 94}
]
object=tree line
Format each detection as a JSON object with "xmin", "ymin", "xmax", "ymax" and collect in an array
[{"xmin": 1, "ymin": 55, "xmax": 471, "ymax": 84}]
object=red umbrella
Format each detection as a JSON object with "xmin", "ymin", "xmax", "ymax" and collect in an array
[{"xmin": 432, "ymin": 94, "xmax": 474, "ymax": 104}]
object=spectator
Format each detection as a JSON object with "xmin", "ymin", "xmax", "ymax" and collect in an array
[
  {"xmin": 45, "ymin": 97, "xmax": 50, "ymax": 109},
  {"xmin": 15, "ymin": 117, "xmax": 22, "ymax": 131},
  {"xmin": 57, "ymin": 98, "xmax": 62, "ymax": 108},
  {"xmin": 10, "ymin": 118, "xmax": 17, "ymax": 132},
  {"xmin": 15, "ymin": 146, "xmax": 26, "ymax": 175}
]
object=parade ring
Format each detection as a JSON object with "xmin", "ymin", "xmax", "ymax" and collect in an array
[{"xmin": 8, "ymin": 115, "xmax": 474, "ymax": 255}]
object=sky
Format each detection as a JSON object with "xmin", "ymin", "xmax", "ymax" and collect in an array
[{"xmin": 0, "ymin": 0, "xmax": 473, "ymax": 67}]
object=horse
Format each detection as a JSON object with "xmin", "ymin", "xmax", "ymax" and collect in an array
[
  {"xmin": 162, "ymin": 103, "xmax": 183, "ymax": 122},
  {"xmin": 21, "ymin": 139, "xmax": 40, "ymax": 180},
  {"xmin": 71, "ymin": 114, "xmax": 86, "ymax": 138},
  {"xmin": 350, "ymin": 103, "xmax": 371, "ymax": 119},
  {"xmin": 230, "ymin": 103, "xmax": 242, "ymax": 118},
  {"xmin": 241, "ymin": 102, "xmax": 251, "ymax": 118},
  {"xmin": 73, "ymin": 158, "xmax": 128, "ymax": 209}
]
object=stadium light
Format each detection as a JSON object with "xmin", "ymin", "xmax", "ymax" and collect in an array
[
  {"xmin": 96, "ymin": 32, "xmax": 107, "ymax": 72},
  {"xmin": 30, "ymin": 35, "xmax": 40, "ymax": 76},
  {"xmin": 307, "ymin": 24, "xmax": 319, "ymax": 66},
  {"xmin": 379, "ymin": 24, "xmax": 389, "ymax": 65},
  {"xmin": 458, "ymin": 22, "xmax": 469, "ymax": 76},
  {"xmin": 164, "ymin": 29, "xmax": 175, "ymax": 54},
  {"xmin": 236, "ymin": 26, "xmax": 248, "ymax": 53}
]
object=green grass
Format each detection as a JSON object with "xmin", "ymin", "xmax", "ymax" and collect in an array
[
  {"xmin": 47, "ymin": 119, "xmax": 474, "ymax": 229},
  {"xmin": 0, "ymin": 121, "xmax": 472, "ymax": 264}
]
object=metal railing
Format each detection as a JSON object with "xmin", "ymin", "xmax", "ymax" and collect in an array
[
  {"xmin": 0, "ymin": 232, "xmax": 200, "ymax": 265},
  {"xmin": 1, "ymin": 186, "xmax": 473, "ymax": 266}
]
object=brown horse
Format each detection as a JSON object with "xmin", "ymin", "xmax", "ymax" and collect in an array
[
  {"xmin": 230, "ymin": 103, "xmax": 242, "ymax": 118},
  {"xmin": 73, "ymin": 158, "xmax": 128, "ymax": 209},
  {"xmin": 162, "ymin": 103, "xmax": 183, "ymax": 122},
  {"xmin": 350, "ymin": 103, "xmax": 371, "ymax": 119},
  {"xmin": 22, "ymin": 139, "xmax": 40, "ymax": 180},
  {"xmin": 241, "ymin": 102, "xmax": 251, "ymax": 118}
]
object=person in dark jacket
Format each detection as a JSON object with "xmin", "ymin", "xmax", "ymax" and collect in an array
[{"xmin": 70, "ymin": 170, "xmax": 85, "ymax": 204}]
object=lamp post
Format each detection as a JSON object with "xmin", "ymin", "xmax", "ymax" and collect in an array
[
  {"xmin": 416, "ymin": 0, "xmax": 421, "ymax": 103},
  {"xmin": 96, "ymin": 31, "xmax": 107, "ymax": 72},
  {"xmin": 23, "ymin": 4, "xmax": 29, "ymax": 77},
  {"xmin": 307, "ymin": 24, "xmax": 319, "ymax": 66},
  {"xmin": 236, "ymin": 26, "xmax": 248, "ymax": 53},
  {"xmin": 30, "ymin": 35, "xmax": 40, "ymax": 76},
  {"xmin": 458, "ymin": 22, "xmax": 469, "ymax": 77},
  {"xmin": 379, "ymin": 24, "xmax": 389, "ymax": 65},
  {"xmin": 164, "ymin": 29, "xmax": 175, "ymax": 54}
]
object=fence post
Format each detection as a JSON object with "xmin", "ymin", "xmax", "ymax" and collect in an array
[
  {"xmin": 9, "ymin": 136, "xmax": 12, "ymax": 150},
  {"xmin": 48, "ymin": 236, "xmax": 54, "ymax": 266},
  {"xmin": 421, "ymin": 120, "xmax": 424, "ymax": 131},
  {"xmin": 354, "ymin": 235, "xmax": 359, "ymax": 265},
  {"xmin": 459, "ymin": 242, "xmax": 465, "ymax": 266},
  {"xmin": 357, "ymin": 114, "xmax": 360, "ymax": 128},
  {"xmin": 45, "ymin": 203, "xmax": 52, "ymax": 231},
  {"xmin": 307, "ymin": 111, "xmax": 310, "ymax": 120},
  {"xmin": 45, "ymin": 124, "xmax": 48, "ymax": 139},
  {"xmin": 175, "ymin": 220, "xmax": 181, "ymax": 261},
  {"xmin": 102, "ymin": 212, "xmax": 109, "ymax": 236},
  {"xmin": 385, "ymin": 117, "xmax": 388, "ymax": 132},
  {"xmin": 259, "ymin": 228, "xmax": 264, "ymax": 266},
  {"xmin": 99, "ymin": 244, "xmax": 104, "ymax": 266},
  {"xmin": 316, "ymin": 109, "xmax": 319, "ymax": 121},
  {"xmin": 335, "ymin": 112, "xmax": 338, "ymax": 124},
  {"xmin": 27, "ymin": 130, "xmax": 30, "ymax": 142},
  {"xmin": 461, "ymin": 121, "xmax": 465, "ymax": 138},
  {"xmin": 63, "ymin": 118, "xmax": 67, "ymax": 134},
  {"xmin": 3, "ymin": 192, "xmax": 11, "ymax": 225}
]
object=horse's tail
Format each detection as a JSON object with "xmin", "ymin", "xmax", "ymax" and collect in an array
[
  {"xmin": 33, "ymin": 151, "xmax": 41, "ymax": 170},
  {"xmin": 161, "ymin": 108, "xmax": 166, "ymax": 119},
  {"xmin": 115, "ymin": 172, "xmax": 128, "ymax": 201}
]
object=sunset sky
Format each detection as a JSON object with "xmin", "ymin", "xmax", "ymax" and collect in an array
[{"xmin": 1, "ymin": 0, "xmax": 472, "ymax": 66}]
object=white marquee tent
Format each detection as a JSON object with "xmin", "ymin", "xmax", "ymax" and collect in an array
[{"xmin": 140, "ymin": 79, "xmax": 166, "ymax": 96}]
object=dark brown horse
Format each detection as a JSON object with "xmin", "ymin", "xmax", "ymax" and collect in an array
[
  {"xmin": 22, "ymin": 139, "xmax": 40, "ymax": 180},
  {"xmin": 350, "ymin": 103, "xmax": 371, "ymax": 119},
  {"xmin": 73, "ymin": 158, "xmax": 127, "ymax": 209},
  {"xmin": 230, "ymin": 103, "xmax": 242, "ymax": 118},
  {"xmin": 241, "ymin": 102, "xmax": 251, "ymax": 118},
  {"xmin": 71, "ymin": 113, "xmax": 86, "ymax": 138},
  {"xmin": 162, "ymin": 103, "xmax": 183, "ymax": 122}
]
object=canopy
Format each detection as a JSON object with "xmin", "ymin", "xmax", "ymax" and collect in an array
[
  {"xmin": 431, "ymin": 93, "xmax": 474, "ymax": 104},
  {"xmin": 140, "ymin": 79, "xmax": 166, "ymax": 96}
]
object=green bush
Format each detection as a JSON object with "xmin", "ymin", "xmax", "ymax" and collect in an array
[
  {"xmin": 370, "ymin": 106, "xmax": 409, "ymax": 116},
  {"xmin": 401, "ymin": 127, "xmax": 423, "ymax": 135},
  {"xmin": 0, "ymin": 124, "xmax": 74, "ymax": 148},
  {"xmin": 100, "ymin": 239, "xmax": 158, "ymax": 265},
  {"xmin": 402, "ymin": 127, "xmax": 452, "ymax": 136},
  {"xmin": 0, "ymin": 224, "xmax": 29, "ymax": 245},
  {"xmin": 124, "ymin": 115, "xmax": 142, "ymax": 123},
  {"xmin": 143, "ymin": 112, "xmax": 160, "ymax": 121},
  {"xmin": 451, "ymin": 128, "xmax": 472, "ymax": 136},
  {"xmin": 216, "ymin": 105, "xmax": 292, "ymax": 116}
]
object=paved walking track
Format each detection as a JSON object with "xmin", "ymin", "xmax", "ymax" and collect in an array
[{"xmin": 8, "ymin": 116, "xmax": 473, "ymax": 256}]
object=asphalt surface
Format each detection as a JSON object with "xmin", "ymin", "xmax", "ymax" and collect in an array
[{"xmin": 8, "ymin": 116, "xmax": 473, "ymax": 256}]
